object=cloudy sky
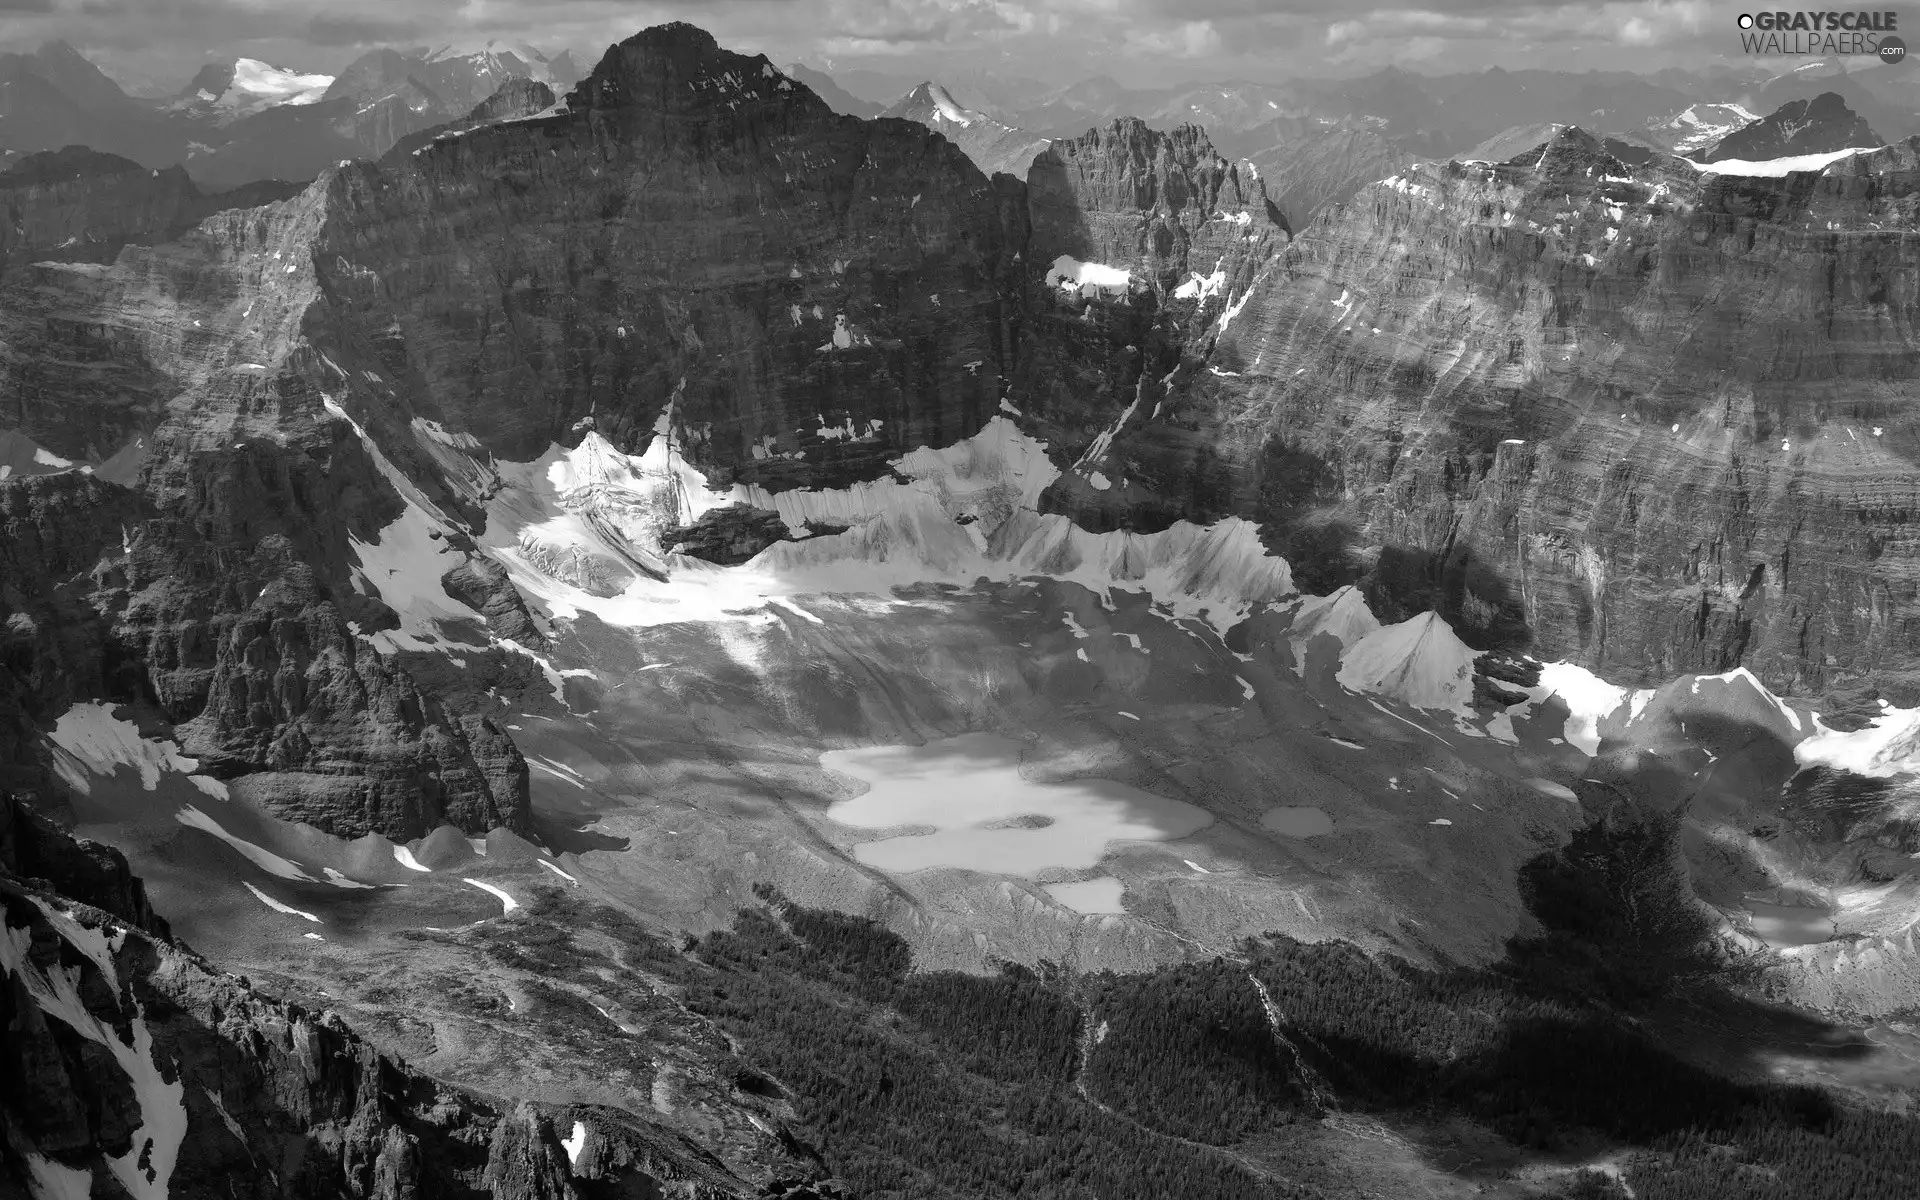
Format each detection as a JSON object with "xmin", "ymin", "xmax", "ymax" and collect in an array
[{"xmin": 0, "ymin": 0, "xmax": 1768, "ymax": 93}]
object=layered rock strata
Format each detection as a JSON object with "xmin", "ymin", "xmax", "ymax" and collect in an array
[{"xmin": 1132, "ymin": 127, "xmax": 1920, "ymax": 697}]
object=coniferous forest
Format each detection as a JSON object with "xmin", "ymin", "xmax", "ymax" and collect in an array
[{"xmin": 463, "ymin": 815, "xmax": 1920, "ymax": 1200}]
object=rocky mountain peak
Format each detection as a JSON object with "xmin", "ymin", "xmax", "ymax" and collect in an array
[
  {"xmin": 1031, "ymin": 117, "xmax": 1277, "ymax": 243},
  {"xmin": 470, "ymin": 76, "xmax": 556, "ymax": 123},
  {"xmin": 880, "ymin": 80, "xmax": 1050, "ymax": 176},
  {"xmin": 570, "ymin": 22, "xmax": 827, "ymax": 119},
  {"xmin": 1527, "ymin": 124, "xmax": 1629, "ymax": 177},
  {"xmin": 911, "ymin": 82, "xmax": 975, "ymax": 122},
  {"xmin": 16, "ymin": 37, "xmax": 134, "ymax": 116},
  {"xmin": 1460, "ymin": 122, "xmax": 1639, "ymax": 187},
  {"xmin": 179, "ymin": 59, "xmax": 235, "ymax": 98},
  {"xmin": 1703, "ymin": 90, "xmax": 1881, "ymax": 162}
]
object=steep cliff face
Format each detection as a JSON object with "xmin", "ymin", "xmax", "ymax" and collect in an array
[
  {"xmin": 316, "ymin": 22, "xmax": 1020, "ymax": 493},
  {"xmin": 0, "ymin": 789, "xmax": 167, "ymax": 936},
  {"xmin": 0, "ymin": 159, "xmax": 530, "ymax": 839},
  {"xmin": 0, "ymin": 793, "xmax": 802, "ymax": 1200},
  {"xmin": 1017, "ymin": 118, "xmax": 1288, "ymax": 529},
  {"xmin": 1135, "ymin": 127, "xmax": 1920, "ymax": 698}
]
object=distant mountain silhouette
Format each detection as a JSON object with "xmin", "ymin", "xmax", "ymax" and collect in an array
[{"xmin": 1703, "ymin": 91, "xmax": 1881, "ymax": 162}]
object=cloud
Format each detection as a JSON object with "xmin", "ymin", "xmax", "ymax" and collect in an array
[
  {"xmin": 1123, "ymin": 19, "xmax": 1221, "ymax": 58},
  {"xmin": 305, "ymin": 15, "xmax": 429, "ymax": 47},
  {"xmin": 1325, "ymin": 19, "xmax": 1364, "ymax": 47},
  {"xmin": 0, "ymin": 0, "xmax": 1792, "ymax": 97}
]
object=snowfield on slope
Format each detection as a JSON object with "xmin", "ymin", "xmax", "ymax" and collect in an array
[
  {"xmin": 1687, "ymin": 146, "xmax": 1880, "ymax": 176},
  {"xmin": 1044, "ymin": 256, "xmax": 1132, "ymax": 299},
  {"xmin": 329, "ymin": 394, "xmax": 1910, "ymax": 788},
  {"xmin": 476, "ymin": 411, "xmax": 1295, "ymax": 636}
]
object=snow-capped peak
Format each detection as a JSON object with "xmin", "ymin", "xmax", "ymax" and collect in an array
[
  {"xmin": 423, "ymin": 38, "xmax": 551, "ymax": 68},
  {"xmin": 1650, "ymin": 102, "xmax": 1759, "ymax": 155},
  {"xmin": 917, "ymin": 82, "xmax": 977, "ymax": 127},
  {"xmin": 224, "ymin": 58, "xmax": 333, "ymax": 108}
]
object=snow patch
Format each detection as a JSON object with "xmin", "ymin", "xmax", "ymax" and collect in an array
[
  {"xmin": 1045, "ymin": 255, "xmax": 1131, "ymax": 299},
  {"xmin": 1174, "ymin": 268, "xmax": 1226, "ymax": 301},
  {"xmin": 243, "ymin": 882, "xmax": 321, "ymax": 923},
  {"xmin": 175, "ymin": 807, "xmax": 319, "ymax": 883},
  {"xmin": 326, "ymin": 396, "xmax": 490, "ymax": 651},
  {"xmin": 1688, "ymin": 146, "xmax": 1878, "ymax": 177},
  {"xmin": 464, "ymin": 878, "xmax": 519, "ymax": 914},
  {"xmin": 817, "ymin": 313, "xmax": 872, "ymax": 351},
  {"xmin": 1523, "ymin": 662, "xmax": 1646, "ymax": 756},
  {"xmin": 393, "ymin": 844, "xmax": 432, "ymax": 873},
  {"xmin": 221, "ymin": 58, "xmax": 333, "ymax": 109},
  {"xmin": 563, "ymin": 1121, "xmax": 589, "ymax": 1168},
  {"xmin": 2, "ymin": 900, "xmax": 187, "ymax": 1200},
  {"xmin": 1216, "ymin": 287, "xmax": 1254, "ymax": 332},
  {"xmin": 1795, "ymin": 703, "xmax": 1920, "ymax": 777},
  {"xmin": 48, "ymin": 702, "xmax": 204, "ymax": 794}
]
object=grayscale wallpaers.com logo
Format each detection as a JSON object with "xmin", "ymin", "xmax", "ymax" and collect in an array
[{"xmin": 1737, "ymin": 11, "xmax": 1907, "ymax": 63}]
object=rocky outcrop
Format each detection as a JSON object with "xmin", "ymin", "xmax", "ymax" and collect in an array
[
  {"xmin": 879, "ymin": 83, "xmax": 1052, "ymax": 179},
  {"xmin": 1704, "ymin": 92, "xmax": 1881, "ymax": 162},
  {"xmin": 666, "ymin": 504, "xmax": 794, "ymax": 564},
  {"xmin": 1025, "ymin": 118, "xmax": 1280, "ymax": 295},
  {"xmin": 0, "ymin": 792, "xmax": 788, "ymax": 1200},
  {"xmin": 0, "ymin": 790, "xmax": 166, "ymax": 936}
]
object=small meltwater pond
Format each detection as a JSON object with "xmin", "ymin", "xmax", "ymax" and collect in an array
[
  {"xmin": 822, "ymin": 733, "xmax": 1211, "ymax": 877},
  {"xmin": 1044, "ymin": 877, "xmax": 1128, "ymax": 914},
  {"xmin": 1747, "ymin": 899, "xmax": 1836, "ymax": 948}
]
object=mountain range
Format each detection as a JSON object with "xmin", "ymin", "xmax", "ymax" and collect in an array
[
  {"xmin": 0, "ymin": 38, "xmax": 581, "ymax": 189},
  {"xmin": 12, "ymin": 18, "xmax": 1920, "ymax": 1200}
]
